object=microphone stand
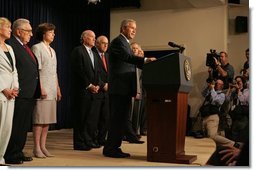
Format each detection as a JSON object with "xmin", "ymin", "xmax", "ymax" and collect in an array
[{"xmin": 179, "ymin": 47, "xmax": 185, "ymax": 54}]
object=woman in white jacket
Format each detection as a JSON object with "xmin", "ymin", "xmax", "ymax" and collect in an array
[
  {"xmin": 31, "ymin": 23, "xmax": 61, "ymax": 158},
  {"xmin": 0, "ymin": 17, "xmax": 19, "ymax": 165}
]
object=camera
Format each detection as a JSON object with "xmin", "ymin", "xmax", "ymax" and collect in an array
[
  {"xmin": 229, "ymin": 80, "xmax": 237, "ymax": 88},
  {"xmin": 206, "ymin": 78, "xmax": 215, "ymax": 84},
  {"xmin": 206, "ymin": 49, "xmax": 220, "ymax": 69}
]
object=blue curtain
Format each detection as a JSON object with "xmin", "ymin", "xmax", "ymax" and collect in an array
[{"xmin": 0, "ymin": 0, "xmax": 110, "ymax": 129}]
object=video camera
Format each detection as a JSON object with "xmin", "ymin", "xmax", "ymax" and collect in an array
[{"xmin": 206, "ymin": 49, "xmax": 220, "ymax": 69}]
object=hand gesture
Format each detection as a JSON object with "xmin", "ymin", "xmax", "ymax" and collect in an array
[{"xmin": 145, "ymin": 57, "xmax": 156, "ymax": 63}]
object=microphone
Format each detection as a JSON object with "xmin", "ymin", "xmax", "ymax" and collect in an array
[
  {"xmin": 168, "ymin": 42, "xmax": 184, "ymax": 49},
  {"xmin": 168, "ymin": 41, "xmax": 185, "ymax": 53}
]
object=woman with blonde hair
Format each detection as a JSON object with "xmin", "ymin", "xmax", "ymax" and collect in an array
[{"xmin": 0, "ymin": 17, "xmax": 19, "ymax": 165}]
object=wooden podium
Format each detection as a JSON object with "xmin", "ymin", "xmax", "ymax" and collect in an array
[{"xmin": 142, "ymin": 53, "xmax": 197, "ymax": 164}]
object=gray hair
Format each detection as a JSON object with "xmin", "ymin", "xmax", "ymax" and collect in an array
[
  {"xmin": 12, "ymin": 18, "xmax": 30, "ymax": 32},
  {"xmin": 80, "ymin": 30, "xmax": 94, "ymax": 44},
  {"xmin": 80, "ymin": 30, "xmax": 88, "ymax": 44},
  {"xmin": 120, "ymin": 19, "xmax": 136, "ymax": 33},
  {"xmin": 96, "ymin": 35, "xmax": 108, "ymax": 43}
]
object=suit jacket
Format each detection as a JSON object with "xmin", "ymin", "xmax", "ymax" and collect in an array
[
  {"xmin": 6, "ymin": 36, "xmax": 41, "ymax": 99},
  {"xmin": 31, "ymin": 42, "xmax": 58, "ymax": 100},
  {"xmin": 70, "ymin": 45, "xmax": 104, "ymax": 98},
  {"xmin": 108, "ymin": 34, "xmax": 144, "ymax": 97},
  {"xmin": 0, "ymin": 44, "xmax": 19, "ymax": 100},
  {"xmin": 92, "ymin": 48, "xmax": 109, "ymax": 85}
]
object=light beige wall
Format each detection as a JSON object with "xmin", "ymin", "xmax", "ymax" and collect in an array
[
  {"xmin": 110, "ymin": 6, "xmax": 228, "ymax": 117},
  {"xmin": 228, "ymin": 4, "xmax": 249, "ymax": 75}
]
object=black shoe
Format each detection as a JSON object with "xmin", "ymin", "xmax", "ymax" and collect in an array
[
  {"xmin": 140, "ymin": 130, "xmax": 147, "ymax": 136},
  {"xmin": 5, "ymin": 159, "xmax": 23, "ymax": 164},
  {"xmin": 127, "ymin": 139, "xmax": 144, "ymax": 144},
  {"xmin": 74, "ymin": 145, "xmax": 91, "ymax": 151},
  {"xmin": 103, "ymin": 150, "xmax": 130, "ymax": 158},
  {"xmin": 98, "ymin": 140, "xmax": 106, "ymax": 146},
  {"xmin": 116, "ymin": 148, "xmax": 130, "ymax": 157},
  {"xmin": 122, "ymin": 136, "xmax": 127, "ymax": 141},
  {"xmin": 21, "ymin": 156, "xmax": 33, "ymax": 162},
  {"xmin": 87, "ymin": 142, "xmax": 101, "ymax": 148},
  {"xmin": 136, "ymin": 134, "xmax": 142, "ymax": 139}
]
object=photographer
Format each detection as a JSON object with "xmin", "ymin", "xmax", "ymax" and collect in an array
[
  {"xmin": 240, "ymin": 48, "xmax": 249, "ymax": 88},
  {"xmin": 225, "ymin": 76, "xmax": 249, "ymax": 142},
  {"xmin": 200, "ymin": 79, "xmax": 235, "ymax": 146},
  {"xmin": 241, "ymin": 48, "xmax": 249, "ymax": 74},
  {"xmin": 207, "ymin": 51, "xmax": 234, "ymax": 89}
]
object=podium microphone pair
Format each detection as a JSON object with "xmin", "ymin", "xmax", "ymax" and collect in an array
[{"xmin": 168, "ymin": 41, "xmax": 185, "ymax": 53}]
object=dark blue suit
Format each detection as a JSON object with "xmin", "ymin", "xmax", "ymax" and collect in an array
[
  {"xmin": 70, "ymin": 45, "xmax": 104, "ymax": 148},
  {"xmin": 103, "ymin": 34, "xmax": 144, "ymax": 154},
  {"xmin": 5, "ymin": 36, "xmax": 41, "ymax": 161},
  {"xmin": 93, "ymin": 48, "xmax": 110, "ymax": 145}
]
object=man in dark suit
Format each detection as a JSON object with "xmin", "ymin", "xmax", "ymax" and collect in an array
[
  {"xmin": 70, "ymin": 30, "xmax": 104, "ymax": 151},
  {"xmin": 93, "ymin": 35, "xmax": 110, "ymax": 146},
  {"xmin": 5, "ymin": 18, "xmax": 41, "ymax": 164},
  {"xmin": 103, "ymin": 19, "xmax": 156, "ymax": 158}
]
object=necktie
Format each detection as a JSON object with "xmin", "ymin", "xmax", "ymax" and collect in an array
[
  {"xmin": 23, "ymin": 44, "xmax": 36, "ymax": 62},
  {"xmin": 101, "ymin": 53, "xmax": 107, "ymax": 72}
]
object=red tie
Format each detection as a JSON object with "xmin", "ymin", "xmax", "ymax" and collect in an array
[
  {"xmin": 101, "ymin": 53, "xmax": 107, "ymax": 72},
  {"xmin": 23, "ymin": 44, "xmax": 36, "ymax": 62}
]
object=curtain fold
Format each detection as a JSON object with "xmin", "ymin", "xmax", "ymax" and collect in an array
[{"xmin": 0, "ymin": 0, "xmax": 110, "ymax": 129}]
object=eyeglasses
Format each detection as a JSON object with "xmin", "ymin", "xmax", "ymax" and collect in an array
[
  {"xmin": 101, "ymin": 42, "xmax": 108, "ymax": 45},
  {"xmin": 20, "ymin": 29, "xmax": 33, "ymax": 33}
]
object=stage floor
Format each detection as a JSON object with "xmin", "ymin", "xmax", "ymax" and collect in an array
[{"xmin": 16, "ymin": 129, "xmax": 215, "ymax": 167}]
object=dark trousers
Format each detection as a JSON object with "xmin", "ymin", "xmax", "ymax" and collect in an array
[
  {"xmin": 103, "ymin": 94, "xmax": 131, "ymax": 153},
  {"xmin": 84, "ymin": 97, "xmax": 102, "ymax": 144},
  {"xmin": 72, "ymin": 94, "xmax": 91, "ymax": 147},
  {"xmin": 72, "ymin": 92, "xmax": 102, "ymax": 147},
  {"xmin": 131, "ymin": 98, "xmax": 141, "ymax": 134},
  {"xmin": 139, "ymin": 94, "xmax": 147, "ymax": 133},
  {"xmin": 97, "ymin": 93, "xmax": 109, "ymax": 143},
  {"xmin": 4, "ymin": 98, "xmax": 36, "ymax": 160},
  {"xmin": 125, "ymin": 98, "xmax": 140, "ymax": 140},
  {"xmin": 231, "ymin": 116, "xmax": 249, "ymax": 142}
]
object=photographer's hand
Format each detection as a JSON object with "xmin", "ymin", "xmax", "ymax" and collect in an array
[
  {"xmin": 208, "ymin": 83, "xmax": 215, "ymax": 90},
  {"xmin": 219, "ymin": 145, "xmax": 240, "ymax": 165},
  {"xmin": 208, "ymin": 67, "xmax": 212, "ymax": 73},
  {"xmin": 213, "ymin": 57, "xmax": 221, "ymax": 66}
]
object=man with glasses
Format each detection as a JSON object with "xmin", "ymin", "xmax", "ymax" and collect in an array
[
  {"xmin": 5, "ymin": 18, "xmax": 41, "ymax": 164},
  {"xmin": 201, "ymin": 79, "xmax": 235, "ymax": 146}
]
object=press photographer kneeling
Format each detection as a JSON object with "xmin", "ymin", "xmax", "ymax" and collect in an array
[{"xmin": 200, "ymin": 79, "xmax": 235, "ymax": 146}]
